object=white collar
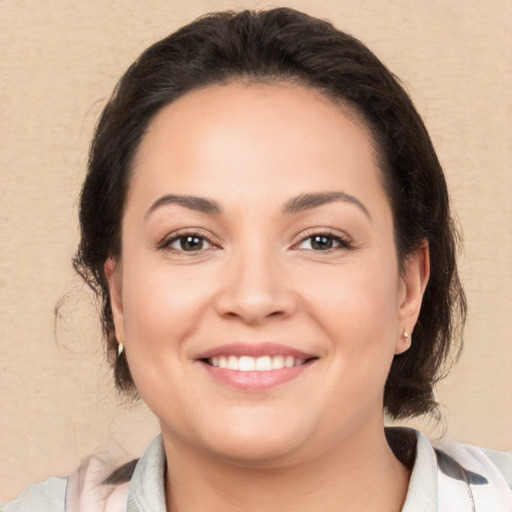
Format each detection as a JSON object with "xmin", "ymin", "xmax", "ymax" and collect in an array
[{"xmin": 67, "ymin": 429, "xmax": 512, "ymax": 512}]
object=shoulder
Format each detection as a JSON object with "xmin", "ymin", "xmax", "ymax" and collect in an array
[
  {"xmin": 480, "ymin": 446, "xmax": 512, "ymax": 488},
  {"xmin": 2, "ymin": 476, "xmax": 67, "ymax": 512},
  {"xmin": 2, "ymin": 436, "xmax": 164, "ymax": 512},
  {"xmin": 395, "ymin": 427, "xmax": 512, "ymax": 512},
  {"xmin": 66, "ymin": 455, "xmax": 132, "ymax": 512},
  {"xmin": 2, "ymin": 455, "xmax": 133, "ymax": 512},
  {"xmin": 433, "ymin": 436, "xmax": 512, "ymax": 511},
  {"xmin": 434, "ymin": 437, "xmax": 512, "ymax": 488}
]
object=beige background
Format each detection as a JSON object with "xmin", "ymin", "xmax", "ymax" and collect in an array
[{"xmin": 1, "ymin": 0, "xmax": 511, "ymax": 501}]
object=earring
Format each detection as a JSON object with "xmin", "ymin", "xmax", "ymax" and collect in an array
[
  {"xmin": 401, "ymin": 329, "xmax": 411, "ymax": 348},
  {"xmin": 118, "ymin": 342, "xmax": 124, "ymax": 357}
]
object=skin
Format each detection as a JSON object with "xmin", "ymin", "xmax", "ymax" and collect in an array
[{"xmin": 106, "ymin": 82, "xmax": 429, "ymax": 512}]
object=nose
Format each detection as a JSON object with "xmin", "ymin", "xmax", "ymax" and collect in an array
[{"xmin": 214, "ymin": 246, "xmax": 298, "ymax": 325}]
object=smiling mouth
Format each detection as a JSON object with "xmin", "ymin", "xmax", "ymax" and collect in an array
[{"xmin": 204, "ymin": 355, "xmax": 315, "ymax": 371}]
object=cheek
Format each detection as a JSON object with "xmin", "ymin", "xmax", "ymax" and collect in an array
[
  {"xmin": 119, "ymin": 261, "xmax": 217, "ymax": 417},
  {"xmin": 121, "ymin": 262, "xmax": 215, "ymax": 348},
  {"xmin": 300, "ymin": 258, "xmax": 400, "ymax": 338},
  {"xmin": 298, "ymin": 255, "xmax": 401, "ymax": 400}
]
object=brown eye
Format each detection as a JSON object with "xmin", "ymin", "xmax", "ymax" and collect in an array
[
  {"xmin": 166, "ymin": 234, "xmax": 213, "ymax": 252},
  {"xmin": 310, "ymin": 235, "xmax": 334, "ymax": 250},
  {"xmin": 296, "ymin": 232, "xmax": 352, "ymax": 251},
  {"xmin": 180, "ymin": 236, "xmax": 204, "ymax": 251}
]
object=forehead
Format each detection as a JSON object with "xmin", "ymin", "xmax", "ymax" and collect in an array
[{"xmin": 128, "ymin": 82, "xmax": 388, "ymax": 215}]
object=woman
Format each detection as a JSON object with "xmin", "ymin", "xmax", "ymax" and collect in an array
[{"xmin": 4, "ymin": 7, "xmax": 511, "ymax": 512}]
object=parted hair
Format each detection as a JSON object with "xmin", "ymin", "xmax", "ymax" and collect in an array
[{"xmin": 74, "ymin": 7, "xmax": 466, "ymax": 419}]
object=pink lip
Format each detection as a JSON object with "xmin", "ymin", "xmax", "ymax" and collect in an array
[
  {"xmin": 195, "ymin": 342, "xmax": 314, "ymax": 360},
  {"xmin": 195, "ymin": 342, "xmax": 317, "ymax": 392},
  {"xmin": 200, "ymin": 361, "xmax": 314, "ymax": 391}
]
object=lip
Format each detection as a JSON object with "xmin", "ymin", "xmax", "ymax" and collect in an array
[
  {"xmin": 201, "ymin": 362, "xmax": 314, "ymax": 391},
  {"xmin": 195, "ymin": 342, "xmax": 317, "ymax": 391},
  {"xmin": 195, "ymin": 342, "xmax": 314, "ymax": 360}
]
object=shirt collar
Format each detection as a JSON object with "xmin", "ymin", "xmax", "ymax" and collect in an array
[{"xmin": 126, "ymin": 429, "xmax": 439, "ymax": 512}]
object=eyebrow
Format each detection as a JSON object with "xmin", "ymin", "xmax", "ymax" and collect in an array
[
  {"xmin": 282, "ymin": 191, "xmax": 371, "ymax": 220},
  {"xmin": 145, "ymin": 194, "xmax": 222, "ymax": 218},
  {"xmin": 145, "ymin": 191, "xmax": 370, "ymax": 220}
]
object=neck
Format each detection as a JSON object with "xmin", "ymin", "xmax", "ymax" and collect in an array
[{"xmin": 162, "ymin": 424, "xmax": 411, "ymax": 512}]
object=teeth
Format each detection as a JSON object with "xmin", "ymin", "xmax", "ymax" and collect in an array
[
  {"xmin": 227, "ymin": 355, "xmax": 238, "ymax": 370},
  {"xmin": 209, "ymin": 355, "xmax": 307, "ymax": 371},
  {"xmin": 271, "ymin": 355, "xmax": 284, "ymax": 369},
  {"xmin": 239, "ymin": 356, "xmax": 255, "ymax": 371},
  {"xmin": 255, "ymin": 356, "xmax": 271, "ymax": 371},
  {"xmin": 284, "ymin": 355, "xmax": 294, "ymax": 368}
]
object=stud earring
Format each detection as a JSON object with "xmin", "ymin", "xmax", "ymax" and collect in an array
[
  {"xmin": 401, "ymin": 329, "xmax": 411, "ymax": 348},
  {"xmin": 118, "ymin": 342, "xmax": 124, "ymax": 357}
]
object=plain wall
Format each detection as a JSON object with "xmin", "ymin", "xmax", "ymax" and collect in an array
[{"xmin": 1, "ymin": 0, "xmax": 511, "ymax": 500}]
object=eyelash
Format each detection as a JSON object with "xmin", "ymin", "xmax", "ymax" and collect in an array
[
  {"xmin": 159, "ymin": 230, "xmax": 218, "ymax": 254},
  {"xmin": 293, "ymin": 229, "xmax": 353, "ymax": 253},
  {"xmin": 159, "ymin": 229, "xmax": 353, "ymax": 255}
]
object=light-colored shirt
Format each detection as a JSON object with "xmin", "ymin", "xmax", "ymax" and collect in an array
[{"xmin": 4, "ymin": 429, "xmax": 512, "ymax": 511}]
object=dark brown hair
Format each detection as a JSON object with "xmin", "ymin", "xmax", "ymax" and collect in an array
[{"xmin": 74, "ymin": 7, "xmax": 466, "ymax": 419}]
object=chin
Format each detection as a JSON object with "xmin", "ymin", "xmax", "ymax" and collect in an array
[
  {"xmin": 191, "ymin": 410, "xmax": 315, "ymax": 467},
  {"xmin": 205, "ymin": 436, "xmax": 300, "ymax": 468}
]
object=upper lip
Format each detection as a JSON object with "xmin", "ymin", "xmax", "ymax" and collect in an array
[{"xmin": 195, "ymin": 342, "xmax": 316, "ymax": 360}]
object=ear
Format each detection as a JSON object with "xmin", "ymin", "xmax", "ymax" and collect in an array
[
  {"xmin": 395, "ymin": 242, "xmax": 430, "ymax": 354},
  {"xmin": 104, "ymin": 257, "xmax": 125, "ymax": 344}
]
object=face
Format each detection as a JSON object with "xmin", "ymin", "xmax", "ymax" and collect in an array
[{"xmin": 107, "ymin": 82, "xmax": 427, "ymax": 467}]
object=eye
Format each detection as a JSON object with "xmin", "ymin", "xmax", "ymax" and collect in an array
[
  {"xmin": 162, "ymin": 232, "xmax": 216, "ymax": 253},
  {"xmin": 296, "ymin": 231, "xmax": 352, "ymax": 251}
]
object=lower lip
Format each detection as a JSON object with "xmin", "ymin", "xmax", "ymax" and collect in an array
[{"xmin": 200, "ymin": 361, "xmax": 313, "ymax": 391}]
